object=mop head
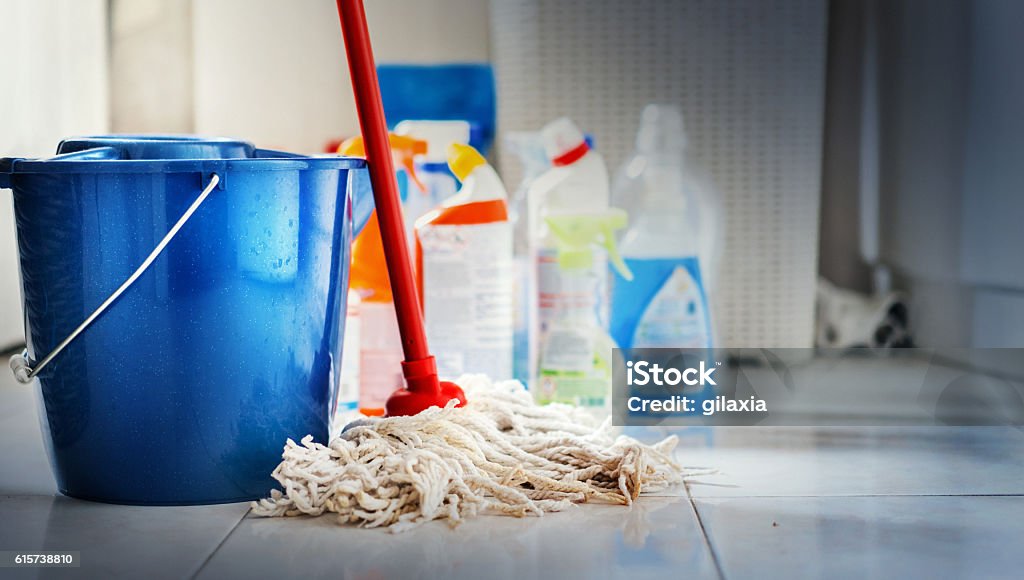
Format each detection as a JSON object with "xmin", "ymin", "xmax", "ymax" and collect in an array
[{"xmin": 251, "ymin": 375, "xmax": 687, "ymax": 532}]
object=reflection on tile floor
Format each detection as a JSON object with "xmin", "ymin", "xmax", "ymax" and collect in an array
[
  {"xmin": 695, "ymin": 496, "xmax": 1024, "ymax": 580},
  {"xmin": 198, "ymin": 499, "xmax": 718, "ymax": 580},
  {"xmin": 0, "ymin": 372, "xmax": 57, "ymax": 495},
  {"xmin": 676, "ymin": 426, "xmax": 1024, "ymax": 497},
  {"xmin": 0, "ymin": 495, "xmax": 249, "ymax": 580}
]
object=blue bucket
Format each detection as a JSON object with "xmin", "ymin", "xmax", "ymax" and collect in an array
[{"xmin": 0, "ymin": 136, "xmax": 373, "ymax": 505}]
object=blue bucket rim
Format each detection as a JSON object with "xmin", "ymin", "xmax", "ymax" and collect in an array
[
  {"xmin": 0, "ymin": 135, "xmax": 368, "ymax": 177},
  {"xmin": 2, "ymin": 158, "xmax": 368, "ymax": 175}
]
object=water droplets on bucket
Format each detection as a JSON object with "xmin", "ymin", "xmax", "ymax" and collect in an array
[{"xmin": 0, "ymin": 136, "xmax": 373, "ymax": 505}]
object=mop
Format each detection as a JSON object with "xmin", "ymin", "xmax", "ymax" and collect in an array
[
  {"xmin": 251, "ymin": 376, "xmax": 687, "ymax": 531},
  {"xmin": 251, "ymin": 0, "xmax": 689, "ymax": 531}
]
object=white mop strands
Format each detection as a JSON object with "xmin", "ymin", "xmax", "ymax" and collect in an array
[{"xmin": 251, "ymin": 375, "xmax": 691, "ymax": 532}]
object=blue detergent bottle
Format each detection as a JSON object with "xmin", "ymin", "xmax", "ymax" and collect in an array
[{"xmin": 611, "ymin": 105, "xmax": 717, "ymax": 351}]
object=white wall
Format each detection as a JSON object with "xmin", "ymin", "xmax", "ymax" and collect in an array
[
  {"xmin": 110, "ymin": 0, "xmax": 195, "ymax": 134},
  {"xmin": 0, "ymin": 0, "xmax": 110, "ymax": 346},
  {"xmin": 191, "ymin": 0, "xmax": 489, "ymax": 152}
]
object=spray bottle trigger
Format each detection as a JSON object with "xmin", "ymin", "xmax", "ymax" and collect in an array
[
  {"xmin": 338, "ymin": 134, "xmax": 429, "ymax": 194},
  {"xmin": 544, "ymin": 214, "xmax": 592, "ymax": 271},
  {"xmin": 544, "ymin": 209, "xmax": 632, "ymax": 279},
  {"xmin": 602, "ymin": 209, "xmax": 633, "ymax": 281},
  {"xmin": 389, "ymin": 135, "xmax": 428, "ymax": 194}
]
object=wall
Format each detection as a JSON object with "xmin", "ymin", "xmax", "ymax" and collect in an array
[
  {"xmin": 102, "ymin": 0, "xmax": 831, "ymax": 349},
  {"xmin": 190, "ymin": 0, "xmax": 489, "ymax": 152},
  {"xmin": 817, "ymin": 0, "xmax": 871, "ymax": 294},
  {"xmin": 110, "ymin": 0, "xmax": 195, "ymax": 134},
  {"xmin": 0, "ymin": 0, "xmax": 110, "ymax": 347},
  {"xmin": 959, "ymin": 0, "xmax": 1024, "ymax": 347},
  {"xmin": 876, "ymin": 0, "xmax": 974, "ymax": 347},
  {"xmin": 490, "ymin": 0, "xmax": 830, "ymax": 348}
]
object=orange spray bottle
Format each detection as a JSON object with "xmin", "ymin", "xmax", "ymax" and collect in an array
[
  {"xmin": 340, "ymin": 134, "xmax": 427, "ymax": 416},
  {"xmin": 415, "ymin": 143, "xmax": 514, "ymax": 380}
]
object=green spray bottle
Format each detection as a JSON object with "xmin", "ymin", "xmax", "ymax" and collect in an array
[{"xmin": 528, "ymin": 118, "xmax": 632, "ymax": 417}]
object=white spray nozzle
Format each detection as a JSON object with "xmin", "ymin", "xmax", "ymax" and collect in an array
[
  {"xmin": 395, "ymin": 120, "xmax": 471, "ymax": 164},
  {"xmin": 636, "ymin": 104, "xmax": 688, "ymax": 155}
]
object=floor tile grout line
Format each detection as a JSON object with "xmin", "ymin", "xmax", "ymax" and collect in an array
[
  {"xmin": 0, "ymin": 493, "xmax": 60, "ymax": 499},
  {"xmin": 190, "ymin": 506, "xmax": 251, "ymax": 579},
  {"xmin": 686, "ymin": 493, "xmax": 1024, "ymax": 499},
  {"xmin": 685, "ymin": 479, "xmax": 728, "ymax": 579},
  {"xmin": 688, "ymin": 492, "xmax": 728, "ymax": 580}
]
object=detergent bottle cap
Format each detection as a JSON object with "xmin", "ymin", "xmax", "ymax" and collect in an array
[
  {"xmin": 541, "ymin": 117, "xmax": 590, "ymax": 167},
  {"xmin": 636, "ymin": 104, "xmax": 687, "ymax": 156},
  {"xmin": 447, "ymin": 143, "xmax": 487, "ymax": 182},
  {"xmin": 395, "ymin": 120, "xmax": 471, "ymax": 164}
]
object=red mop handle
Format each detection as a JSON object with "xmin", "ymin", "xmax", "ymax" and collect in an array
[{"xmin": 336, "ymin": 0, "xmax": 437, "ymax": 392}]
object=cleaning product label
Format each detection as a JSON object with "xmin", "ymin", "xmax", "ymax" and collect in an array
[
  {"xmin": 420, "ymin": 221, "xmax": 514, "ymax": 380},
  {"xmin": 610, "ymin": 256, "xmax": 712, "ymax": 351},
  {"xmin": 539, "ymin": 326, "xmax": 595, "ymax": 372},
  {"xmin": 404, "ymin": 167, "xmax": 458, "ymax": 257},
  {"xmin": 537, "ymin": 373, "xmax": 608, "ymax": 409},
  {"xmin": 533, "ymin": 247, "xmax": 612, "ymax": 409},
  {"xmin": 358, "ymin": 301, "xmax": 405, "ymax": 413},
  {"xmin": 537, "ymin": 326, "xmax": 611, "ymax": 409}
]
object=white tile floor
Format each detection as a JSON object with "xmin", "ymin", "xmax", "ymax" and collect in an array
[{"xmin": 2, "ymin": 357, "xmax": 1023, "ymax": 579}]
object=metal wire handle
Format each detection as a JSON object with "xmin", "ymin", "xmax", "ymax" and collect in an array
[{"xmin": 9, "ymin": 173, "xmax": 221, "ymax": 384}]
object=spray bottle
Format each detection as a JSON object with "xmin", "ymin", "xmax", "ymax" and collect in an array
[
  {"xmin": 504, "ymin": 132, "xmax": 550, "ymax": 385},
  {"xmin": 395, "ymin": 120, "xmax": 471, "ymax": 254},
  {"xmin": 528, "ymin": 118, "xmax": 631, "ymax": 413},
  {"xmin": 610, "ymin": 105, "xmax": 717, "ymax": 351},
  {"xmin": 339, "ymin": 134, "xmax": 427, "ymax": 416},
  {"xmin": 415, "ymin": 143, "xmax": 513, "ymax": 380}
]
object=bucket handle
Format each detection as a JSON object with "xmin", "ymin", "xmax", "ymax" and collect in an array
[{"xmin": 9, "ymin": 173, "xmax": 222, "ymax": 384}]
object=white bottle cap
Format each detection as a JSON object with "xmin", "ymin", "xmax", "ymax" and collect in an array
[
  {"xmin": 395, "ymin": 120, "xmax": 471, "ymax": 163},
  {"xmin": 541, "ymin": 117, "xmax": 589, "ymax": 166},
  {"xmin": 636, "ymin": 104, "xmax": 687, "ymax": 155}
]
